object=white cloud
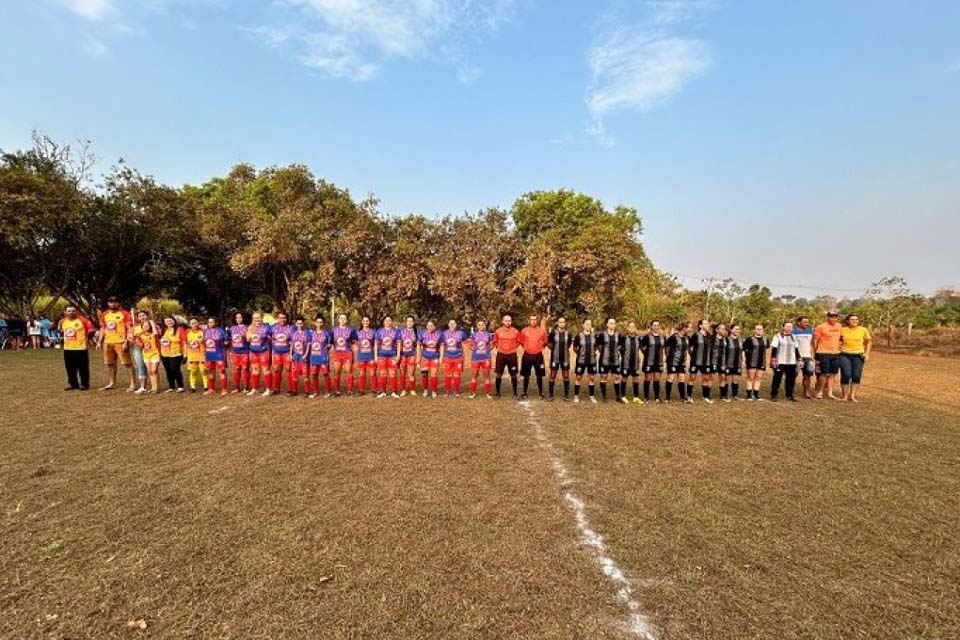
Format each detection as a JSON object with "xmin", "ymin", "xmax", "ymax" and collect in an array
[
  {"xmin": 949, "ymin": 59, "xmax": 960, "ymax": 73},
  {"xmin": 247, "ymin": 0, "xmax": 518, "ymax": 81},
  {"xmin": 61, "ymin": 0, "xmax": 114, "ymax": 20},
  {"xmin": 81, "ymin": 34, "xmax": 110, "ymax": 56}
]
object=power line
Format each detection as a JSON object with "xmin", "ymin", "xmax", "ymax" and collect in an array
[{"xmin": 669, "ymin": 273, "xmax": 868, "ymax": 295}]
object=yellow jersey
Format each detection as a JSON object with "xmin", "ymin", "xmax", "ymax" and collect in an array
[
  {"xmin": 840, "ymin": 326, "xmax": 871, "ymax": 354},
  {"xmin": 185, "ymin": 329, "xmax": 205, "ymax": 363},
  {"xmin": 100, "ymin": 309, "xmax": 131, "ymax": 345},
  {"xmin": 60, "ymin": 317, "xmax": 92, "ymax": 351},
  {"xmin": 160, "ymin": 327, "xmax": 184, "ymax": 358}
]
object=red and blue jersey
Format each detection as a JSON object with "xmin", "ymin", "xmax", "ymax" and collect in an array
[
  {"xmin": 270, "ymin": 324, "xmax": 294, "ymax": 355},
  {"xmin": 247, "ymin": 324, "xmax": 270, "ymax": 354},
  {"xmin": 356, "ymin": 328, "xmax": 376, "ymax": 362},
  {"xmin": 309, "ymin": 329, "xmax": 332, "ymax": 366},
  {"xmin": 442, "ymin": 329, "xmax": 467, "ymax": 358},
  {"xmin": 375, "ymin": 327, "xmax": 400, "ymax": 357},
  {"xmin": 399, "ymin": 328, "xmax": 418, "ymax": 356},
  {"xmin": 332, "ymin": 326, "xmax": 356, "ymax": 353},
  {"xmin": 290, "ymin": 329, "xmax": 311, "ymax": 363},
  {"xmin": 470, "ymin": 330, "xmax": 493, "ymax": 361},
  {"xmin": 203, "ymin": 327, "xmax": 227, "ymax": 362},
  {"xmin": 419, "ymin": 329, "xmax": 441, "ymax": 360},
  {"xmin": 229, "ymin": 324, "xmax": 248, "ymax": 354}
]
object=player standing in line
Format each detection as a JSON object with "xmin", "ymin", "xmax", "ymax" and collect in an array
[
  {"xmin": 664, "ymin": 322, "xmax": 690, "ymax": 403},
  {"xmin": 641, "ymin": 320, "xmax": 666, "ymax": 402},
  {"xmin": 203, "ymin": 317, "xmax": 228, "ymax": 396},
  {"xmin": 793, "ymin": 316, "xmax": 816, "ymax": 399},
  {"xmin": 308, "ymin": 315, "xmax": 333, "ymax": 398},
  {"xmin": 159, "ymin": 316, "xmax": 187, "ymax": 392},
  {"xmin": 572, "ymin": 319, "xmax": 597, "ymax": 403},
  {"xmin": 743, "ymin": 324, "xmax": 767, "ymax": 401},
  {"xmin": 267, "ymin": 312, "xmax": 294, "ymax": 396},
  {"xmin": 467, "ymin": 320, "xmax": 493, "ymax": 398},
  {"xmin": 229, "ymin": 313, "xmax": 250, "ymax": 394},
  {"xmin": 418, "ymin": 320, "xmax": 441, "ymax": 397},
  {"xmin": 397, "ymin": 316, "xmax": 419, "ymax": 396},
  {"xmin": 546, "ymin": 317, "xmax": 572, "ymax": 401},
  {"xmin": 185, "ymin": 318, "xmax": 207, "ymax": 392},
  {"xmin": 289, "ymin": 318, "xmax": 312, "ymax": 396},
  {"xmin": 518, "ymin": 315, "xmax": 547, "ymax": 400},
  {"xmin": 440, "ymin": 319, "xmax": 467, "ymax": 396},
  {"xmin": 375, "ymin": 316, "xmax": 401, "ymax": 398},
  {"xmin": 354, "ymin": 316, "xmax": 376, "ymax": 395},
  {"xmin": 492, "ymin": 315, "xmax": 520, "ymax": 399},
  {"xmin": 331, "ymin": 313, "xmax": 357, "ymax": 396},
  {"xmin": 134, "ymin": 315, "xmax": 161, "ymax": 394},
  {"xmin": 688, "ymin": 320, "xmax": 714, "ymax": 403},
  {"xmin": 96, "ymin": 296, "xmax": 135, "ymax": 391},
  {"xmin": 813, "ymin": 310, "xmax": 843, "ymax": 400},
  {"xmin": 595, "ymin": 318, "xmax": 622, "ymax": 403},
  {"xmin": 59, "ymin": 306, "xmax": 95, "ymax": 391},
  {"xmin": 769, "ymin": 321, "xmax": 802, "ymax": 402},
  {"xmin": 618, "ymin": 322, "xmax": 642, "ymax": 404},
  {"xmin": 710, "ymin": 323, "xmax": 729, "ymax": 401},
  {"xmin": 245, "ymin": 312, "xmax": 271, "ymax": 396},
  {"xmin": 721, "ymin": 323, "xmax": 744, "ymax": 402}
]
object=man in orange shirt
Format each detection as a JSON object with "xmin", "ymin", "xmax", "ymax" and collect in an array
[
  {"xmin": 813, "ymin": 309, "xmax": 843, "ymax": 400},
  {"xmin": 519, "ymin": 314, "xmax": 548, "ymax": 400},
  {"xmin": 59, "ymin": 306, "xmax": 94, "ymax": 390},
  {"xmin": 492, "ymin": 314, "xmax": 520, "ymax": 399},
  {"xmin": 96, "ymin": 296, "xmax": 135, "ymax": 391}
]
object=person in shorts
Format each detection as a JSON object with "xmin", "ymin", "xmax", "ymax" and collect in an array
[
  {"xmin": 572, "ymin": 319, "xmax": 597, "ymax": 403},
  {"xmin": 468, "ymin": 320, "xmax": 494, "ymax": 398},
  {"xmin": 308, "ymin": 315, "xmax": 333, "ymax": 398},
  {"xmin": 492, "ymin": 315, "xmax": 520, "ymax": 399},
  {"xmin": 664, "ymin": 322, "xmax": 689, "ymax": 402},
  {"xmin": 793, "ymin": 316, "xmax": 816, "ymax": 399},
  {"xmin": 687, "ymin": 320, "xmax": 714, "ymax": 403},
  {"xmin": 742, "ymin": 324, "xmax": 767, "ymax": 401},
  {"xmin": 618, "ymin": 322, "xmax": 642, "ymax": 403},
  {"xmin": 519, "ymin": 315, "xmax": 547, "ymax": 399},
  {"xmin": 418, "ymin": 320, "xmax": 441, "ymax": 397},
  {"xmin": 813, "ymin": 310, "xmax": 843, "ymax": 400},
  {"xmin": 640, "ymin": 320, "xmax": 666, "ymax": 402},
  {"xmin": 546, "ymin": 317, "xmax": 572, "ymax": 401},
  {"xmin": 97, "ymin": 296, "xmax": 135, "ymax": 391}
]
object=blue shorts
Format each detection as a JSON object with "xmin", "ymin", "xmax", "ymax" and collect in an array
[
  {"xmin": 817, "ymin": 354, "xmax": 840, "ymax": 375},
  {"xmin": 801, "ymin": 357, "xmax": 815, "ymax": 377}
]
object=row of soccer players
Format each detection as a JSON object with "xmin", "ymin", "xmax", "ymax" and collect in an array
[{"xmin": 123, "ymin": 310, "xmax": 807, "ymax": 403}]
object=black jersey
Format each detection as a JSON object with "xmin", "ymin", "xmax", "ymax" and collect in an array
[
  {"xmin": 547, "ymin": 329, "xmax": 572, "ymax": 367},
  {"xmin": 572, "ymin": 332, "xmax": 596, "ymax": 366},
  {"xmin": 640, "ymin": 333, "xmax": 665, "ymax": 368},
  {"xmin": 595, "ymin": 331, "xmax": 621, "ymax": 367},
  {"xmin": 743, "ymin": 335, "xmax": 767, "ymax": 369},
  {"xmin": 665, "ymin": 333, "xmax": 688, "ymax": 368},
  {"xmin": 710, "ymin": 335, "xmax": 728, "ymax": 370},
  {"xmin": 619, "ymin": 333, "xmax": 641, "ymax": 371},
  {"xmin": 724, "ymin": 336, "xmax": 743, "ymax": 371},
  {"xmin": 689, "ymin": 331, "xmax": 711, "ymax": 367}
]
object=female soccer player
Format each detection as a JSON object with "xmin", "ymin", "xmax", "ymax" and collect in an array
[
  {"xmin": 289, "ymin": 318, "xmax": 311, "ymax": 396},
  {"xmin": 375, "ymin": 316, "xmax": 400, "ymax": 398},
  {"xmin": 229, "ymin": 312, "xmax": 249, "ymax": 394},
  {"xmin": 130, "ymin": 310, "xmax": 152, "ymax": 393},
  {"xmin": 185, "ymin": 318, "xmax": 207, "ymax": 392},
  {"xmin": 245, "ymin": 312, "xmax": 271, "ymax": 396},
  {"xmin": 619, "ymin": 321, "xmax": 642, "ymax": 404},
  {"xmin": 159, "ymin": 316, "xmax": 186, "ymax": 392},
  {"xmin": 418, "ymin": 320, "xmax": 441, "ymax": 397},
  {"xmin": 331, "ymin": 313, "xmax": 356, "ymax": 396},
  {"xmin": 134, "ymin": 315, "xmax": 161, "ymax": 394},
  {"xmin": 595, "ymin": 318, "xmax": 622, "ymax": 403},
  {"xmin": 354, "ymin": 316, "xmax": 376, "ymax": 395},
  {"xmin": 441, "ymin": 319, "xmax": 467, "ymax": 396},
  {"xmin": 398, "ymin": 316, "xmax": 419, "ymax": 396},
  {"xmin": 721, "ymin": 323, "xmax": 744, "ymax": 402},
  {"xmin": 468, "ymin": 320, "xmax": 493, "ymax": 398},
  {"xmin": 546, "ymin": 317, "xmax": 572, "ymax": 401},
  {"xmin": 709, "ymin": 323, "xmax": 728, "ymax": 402},
  {"xmin": 743, "ymin": 324, "xmax": 767, "ymax": 401},
  {"xmin": 641, "ymin": 320, "xmax": 666, "ymax": 402},
  {"xmin": 688, "ymin": 320, "xmax": 713, "ymax": 403},
  {"xmin": 203, "ymin": 317, "xmax": 228, "ymax": 396},
  {"xmin": 572, "ymin": 319, "xmax": 597, "ymax": 404},
  {"xmin": 267, "ymin": 312, "xmax": 294, "ymax": 396},
  {"xmin": 839, "ymin": 313, "xmax": 872, "ymax": 403},
  {"xmin": 308, "ymin": 315, "xmax": 333, "ymax": 398},
  {"xmin": 664, "ymin": 322, "xmax": 690, "ymax": 403}
]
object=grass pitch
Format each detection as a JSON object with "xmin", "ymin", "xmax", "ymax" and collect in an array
[{"xmin": 1, "ymin": 351, "xmax": 957, "ymax": 639}]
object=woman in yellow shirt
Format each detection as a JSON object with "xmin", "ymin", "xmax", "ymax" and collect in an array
[
  {"xmin": 184, "ymin": 317, "xmax": 208, "ymax": 392},
  {"xmin": 839, "ymin": 314, "xmax": 872, "ymax": 403},
  {"xmin": 159, "ymin": 316, "xmax": 187, "ymax": 392},
  {"xmin": 134, "ymin": 318, "xmax": 162, "ymax": 394}
]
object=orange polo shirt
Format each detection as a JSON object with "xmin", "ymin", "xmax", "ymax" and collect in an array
[
  {"xmin": 519, "ymin": 326, "xmax": 547, "ymax": 355},
  {"xmin": 493, "ymin": 326, "xmax": 519, "ymax": 354},
  {"xmin": 814, "ymin": 322, "xmax": 842, "ymax": 354}
]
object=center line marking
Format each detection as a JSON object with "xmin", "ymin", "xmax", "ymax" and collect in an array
[{"xmin": 520, "ymin": 401, "xmax": 657, "ymax": 640}]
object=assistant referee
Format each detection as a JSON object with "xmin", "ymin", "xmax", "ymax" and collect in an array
[{"xmin": 493, "ymin": 315, "xmax": 520, "ymax": 398}]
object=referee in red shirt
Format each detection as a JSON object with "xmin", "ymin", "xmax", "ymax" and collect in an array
[
  {"xmin": 492, "ymin": 315, "xmax": 520, "ymax": 399},
  {"xmin": 519, "ymin": 314, "xmax": 548, "ymax": 399}
]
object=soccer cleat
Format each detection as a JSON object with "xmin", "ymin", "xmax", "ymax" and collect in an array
[
  {"xmin": 468, "ymin": 393, "xmax": 476, "ymax": 399},
  {"xmin": 391, "ymin": 392, "xmax": 400, "ymax": 398},
  {"xmin": 165, "ymin": 388, "xmax": 175, "ymax": 394},
  {"xmin": 589, "ymin": 396, "xmax": 598, "ymax": 404},
  {"xmin": 733, "ymin": 396, "xmax": 742, "ymax": 401},
  {"xmin": 422, "ymin": 389, "xmax": 429, "ymax": 398},
  {"xmin": 486, "ymin": 393, "xmax": 494, "ymax": 399},
  {"xmin": 703, "ymin": 398, "xmax": 714, "ymax": 404},
  {"xmin": 246, "ymin": 388, "xmax": 257, "ymax": 396},
  {"xmin": 308, "ymin": 393, "xmax": 317, "ymax": 399},
  {"xmin": 573, "ymin": 395, "xmax": 580, "ymax": 403},
  {"xmin": 632, "ymin": 397, "xmax": 643, "ymax": 404},
  {"xmin": 176, "ymin": 388, "xmax": 185, "ymax": 393},
  {"xmin": 431, "ymin": 391, "xmax": 437, "ymax": 398},
  {"xmin": 399, "ymin": 390, "xmax": 407, "ymax": 397},
  {"xmin": 134, "ymin": 387, "xmax": 147, "ymax": 395},
  {"xmin": 376, "ymin": 392, "xmax": 387, "ymax": 399},
  {"xmin": 620, "ymin": 397, "xmax": 629, "ymax": 404},
  {"xmin": 723, "ymin": 398, "xmax": 732, "ymax": 403},
  {"xmin": 755, "ymin": 397, "xmax": 766, "ymax": 402},
  {"xmin": 261, "ymin": 389, "xmax": 273, "ymax": 397},
  {"xmin": 788, "ymin": 397, "xmax": 799, "ymax": 402},
  {"xmin": 231, "ymin": 389, "xmax": 239, "ymax": 395},
  {"xmin": 684, "ymin": 397, "xmax": 694, "ymax": 404},
  {"xmin": 287, "ymin": 392, "xmax": 296, "ymax": 397},
  {"xmin": 747, "ymin": 396, "xmax": 755, "ymax": 402}
]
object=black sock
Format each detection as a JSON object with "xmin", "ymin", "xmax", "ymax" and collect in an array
[
  {"xmin": 720, "ymin": 384, "xmax": 728, "ymax": 399},
  {"xmin": 614, "ymin": 382, "xmax": 621, "ymax": 400},
  {"xmin": 601, "ymin": 383, "xmax": 607, "ymax": 399},
  {"xmin": 731, "ymin": 383, "xmax": 739, "ymax": 398},
  {"xmin": 666, "ymin": 381, "xmax": 673, "ymax": 400},
  {"xmin": 653, "ymin": 381, "xmax": 660, "ymax": 400},
  {"xmin": 686, "ymin": 383, "xmax": 694, "ymax": 398},
  {"xmin": 643, "ymin": 380, "xmax": 650, "ymax": 400},
  {"xmin": 754, "ymin": 389, "xmax": 760, "ymax": 399},
  {"xmin": 495, "ymin": 377, "xmax": 502, "ymax": 395},
  {"xmin": 632, "ymin": 381, "xmax": 640, "ymax": 398},
  {"xmin": 511, "ymin": 375, "xmax": 518, "ymax": 395},
  {"xmin": 588, "ymin": 383, "xmax": 595, "ymax": 398},
  {"xmin": 548, "ymin": 380, "xmax": 555, "ymax": 397},
  {"xmin": 679, "ymin": 381, "xmax": 687, "ymax": 400},
  {"xmin": 536, "ymin": 375, "xmax": 544, "ymax": 394},
  {"xmin": 703, "ymin": 385, "xmax": 711, "ymax": 399},
  {"xmin": 563, "ymin": 380, "xmax": 569, "ymax": 397},
  {"xmin": 522, "ymin": 377, "xmax": 530, "ymax": 395},
  {"xmin": 574, "ymin": 383, "xmax": 580, "ymax": 398}
]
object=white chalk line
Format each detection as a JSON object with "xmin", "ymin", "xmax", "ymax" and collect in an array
[
  {"xmin": 207, "ymin": 395, "xmax": 258, "ymax": 415},
  {"xmin": 520, "ymin": 401, "xmax": 657, "ymax": 640}
]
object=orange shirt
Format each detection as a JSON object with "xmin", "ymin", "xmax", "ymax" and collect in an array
[
  {"xmin": 160, "ymin": 327, "xmax": 185, "ymax": 358},
  {"xmin": 814, "ymin": 322, "xmax": 842, "ymax": 354},
  {"xmin": 493, "ymin": 326, "xmax": 520, "ymax": 354},
  {"xmin": 60, "ymin": 317, "xmax": 93, "ymax": 350},
  {"xmin": 99, "ymin": 309, "xmax": 132, "ymax": 344},
  {"xmin": 519, "ymin": 326, "xmax": 547, "ymax": 355},
  {"xmin": 139, "ymin": 330, "xmax": 159, "ymax": 357}
]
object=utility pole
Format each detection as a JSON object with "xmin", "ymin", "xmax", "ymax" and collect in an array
[{"xmin": 702, "ymin": 276, "xmax": 716, "ymax": 321}]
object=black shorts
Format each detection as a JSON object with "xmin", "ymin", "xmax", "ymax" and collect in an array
[
  {"xmin": 689, "ymin": 364, "xmax": 713, "ymax": 375},
  {"xmin": 667, "ymin": 364, "xmax": 686, "ymax": 375},
  {"xmin": 549, "ymin": 361, "xmax": 569, "ymax": 371},
  {"xmin": 520, "ymin": 352, "xmax": 546, "ymax": 377},
  {"xmin": 495, "ymin": 353, "xmax": 518, "ymax": 376},
  {"xmin": 642, "ymin": 364, "xmax": 662, "ymax": 374},
  {"xmin": 598, "ymin": 363, "xmax": 619, "ymax": 375},
  {"xmin": 817, "ymin": 354, "xmax": 840, "ymax": 375},
  {"xmin": 575, "ymin": 363, "xmax": 597, "ymax": 376},
  {"xmin": 724, "ymin": 367, "xmax": 742, "ymax": 376},
  {"xmin": 620, "ymin": 367, "xmax": 639, "ymax": 377}
]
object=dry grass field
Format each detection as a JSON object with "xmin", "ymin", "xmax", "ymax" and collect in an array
[{"xmin": 1, "ymin": 350, "xmax": 957, "ymax": 639}]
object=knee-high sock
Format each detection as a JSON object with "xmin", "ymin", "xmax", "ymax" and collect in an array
[
  {"xmin": 430, "ymin": 376, "xmax": 439, "ymax": 392},
  {"xmin": 548, "ymin": 379, "xmax": 555, "ymax": 397},
  {"xmin": 679, "ymin": 381, "xmax": 687, "ymax": 400},
  {"xmin": 653, "ymin": 381, "xmax": 661, "ymax": 400},
  {"xmin": 563, "ymin": 380, "xmax": 569, "ymax": 397},
  {"xmin": 614, "ymin": 381, "xmax": 622, "ymax": 400},
  {"xmin": 495, "ymin": 376, "xmax": 502, "ymax": 395},
  {"xmin": 588, "ymin": 383, "xmax": 595, "ymax": 398},
  {"xmin": 346, "ymin": 374, "xmax": 354, "ymax": 393},
  {"xmin": 251, "ymin": 372, "xmax": 260, "ymax": 391},
  {"xmin": 536, "ymin": 375, "xmax": 543, "ymax": 395},
  {"xmin": 263, "ymin": 371, "xmax": 273, "ymax": 391},
  {"xmin": 379, "ymin": 375, "xmax": 388, "ymax": 393},
  {"xmin": 510, "ymin": 375, "xmax": 518, "ymax": 396},
  {"xmin": 720, "ymin": 384, "xmax": 728, "ymax": 399},
  {"xmin": 207, "ymin": 369, "xmax": 215, "ymax": 391},
  {"xmin": 484, "ymin": 380, "xmax": 492, "ymax": 394},
  {"xmin": 233, "ymin": 368, "xmax": 241, "ymax": 391},
  {"xmin": 643, "ymin": 380, "xmax": 650, "ymax": 400},
  {"xmin": 310, "ymin": 374, "xmax": 319, "ymax": 395},
  {"xmin": 703, "ymin": 385, "xmax": 711, "ymax": 399},
  {"xmin": 453, "ymin": 376, "xmax": 461, "ymax": 392},
  {"xmin": 358, "ymin": 373, "xmax": 367, "ymax": 393},
  {"xmin": 687, "ymin": 383, "xmax": 694, "ymax": 398},
  {"xmin": 522, "ymin": 376, "xmax": 530, "ymax": 395},
  {"xmin": 470, "ymin": 378, "xmax": 478, "ymax": 393},
  {"xmin": 731, "ymin": 382, "xmax": 739, "ymax": 398},
  {"xmin": 600, "ymin": 382, "xmax": 607, "ymax": 399},
  {"xmin": 421, "ymin": 371, "xmax": 429, "ymax": 391},
  {"xmin": 632, "ymin": 381, "xmax": 639, "ymax": 398},
  {"xmin": 574, "ymin": 383, "xmax": 580, "ymax": 397},
  {"xmin": 666, "ymin": 381, "xmax": 673, "ymax": 400},
  {"xmin": 288, "ymin": 371, "xmax": 297, "ymax": 394},
  {"xmin": 242, "ymin": 369, "xmax": 250, "ymax": 391}
]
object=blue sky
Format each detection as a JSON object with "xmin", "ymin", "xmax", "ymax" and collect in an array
[{"xmin": 2, "ymin": 0, "xmax": 958, "ymax": 296}]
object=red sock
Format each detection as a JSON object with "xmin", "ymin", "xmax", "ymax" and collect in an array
[
  {"xmin": 391, "ymin": 377, "xmax": 398, "ymax": 393},
  {"xmin": 454, "ymin": 376, "xmax": 461, "ymax": 392},
  {"xmin": 251, "ymin": 373, "xmax": 260, "ymax": 391},
  {"xmin": 469, "ymin": 379, "xmax": 477, "ymax": 393},
  {"xmin": 324, "ymin": 377, "xmax": 332, "ymax": 394},
  {"xmin": 207, "ymin": 371, "xmax": 215, "ymax": 392},
  {"xmin": 421, "ymin": 372, "xmax": 428, "ymax": 390},
  {"xmin": 346, "ymin": 375, "xmax": 354, "ymax": 393},
  {"xmin": 379, "ymin": 376, "xmax": 387, "ymax": 393},
  {"xmin": 359, "ymin": 374, "xmax": 366, "ymax": 392},
  {"xmin": 431, "ymin": 376, "xmax": 439, "ymax": 392},
  {"xmin": 233, "ymin": 369, "xmax": 241, "ymax": 390},
  {"xmin": 408, "ymin": 377, "xmax": 416, "ymax": 392},
  {"xmin": 310, "ymin": 375, "xmax": 319, "ymax": 395},
  {"xmin": 484, "ymin": 380, "xmax": 492, "ymax": 394},
  {"xmin": 264, "ymin": 372, "xmax": 273, "ymax": 391},
  {"xmin": 242, "ymin": 370, "xmax": 250, "ymax": 391},
  {"xmin": 288, "ymin": 373, "xmax": 297, "ymax": 394},
  {"xmin": 274, "ymin": 371, "xmax": 282, "ymax": 392}
]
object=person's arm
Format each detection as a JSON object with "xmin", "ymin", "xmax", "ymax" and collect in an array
[
  {"xmin": 179, "ymin": 328, "xmax": 187, "ymax": 357},
  {"xmin": 811, "ymin": 327, "xmax": 820, "ymax": 355},
  {"xmin": 863, "ymin": 330, "xmax": 872, "ymax": 360},
  {"xmin": 769, "ymin": 334, "xmax": 779, "ymax": 367},
  {"xmin": 95, "ymin": 311, "xmax": 104, "ymax": 349}
]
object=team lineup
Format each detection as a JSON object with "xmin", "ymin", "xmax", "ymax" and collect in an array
[{"xmin": 58, "ymin": 298, "xmax": 874, "ymax": 404}]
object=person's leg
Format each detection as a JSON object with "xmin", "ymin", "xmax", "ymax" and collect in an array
[
  {"xmin": 148, "ymin": 362, "xmax": 160, "ymax": 392},
  {"xmin": 653, "ymin": 374, "xmax": 661, "ymax": 401},
  {"xmin": 770, "ymin": 366, "xmax": 783, "ymax": 399},
  {"xmin": 702, "ymin": 373, "xmax": 712, "ymax": 401},
  {"xmin": 561, "ymin": 369, "xmax": 570, "ymax": 399},
  {"xmin": 849, "ymin": 355, "xmax": 864, "ymax": 402},
  {"xmin": 839, "ymin": 355, "xmax": 852, "ymax": 400},
  {"xmin": 173, "ymin": 356, "xmax": 185, "ymax": 389},
  {"xmin": 64, "ymin": 350, "xmax": 79, "ymax": 388},
  {"xmin": 79, "ymin": 350, "xmax": 90, "ymax": 388},
  {"xmin": 785, "ymin": 366, "xmax": 798, "ymax": 399}
]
